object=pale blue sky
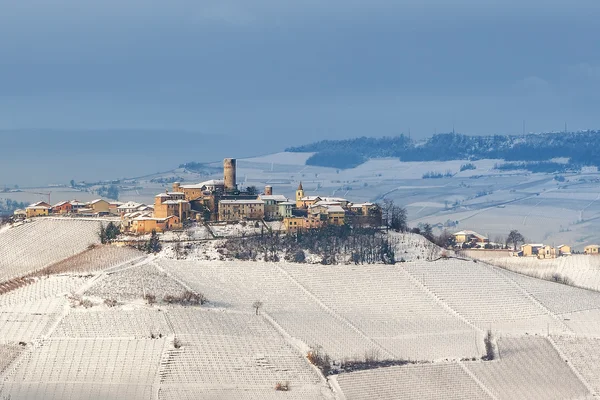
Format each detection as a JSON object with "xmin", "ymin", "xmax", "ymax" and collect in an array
[{"xmin": 1, "ymin": 1, "xmax": 599, "ymax": 185}]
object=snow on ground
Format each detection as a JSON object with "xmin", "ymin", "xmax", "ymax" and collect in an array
[
  {"xmin": 0, "ymin": 298, "xmax": 67, "ymax": 344},
  {"xmin": 52, "ymin": 308, "xmax": 172, "ymax": 339},
  {"xmin": 0, "ymin": 275, "xmax": 89, "ymax": 307},
  {"xmin": 402, "ymin": 259, "xmax": 568, "ymax": 335},
  {"xmin": 0, "ymin": 219, "xmax": 103, "ymax": 282},
  {"xmin": 554, "ymin": 335, "xmax": 600, "ymax": 395},
  {"xmin": 3, "ymin": 220, "xmax": 600, "ymax": 399},
  {"xmin": 0, "ymin": 338, "xmax": 164, "ymax": 400},
  {"xmin": 35, "ymin": 245, "xmax": 144, "ymax": 275},
  {"xmin": 478, "ymin": 255, "xmax": 600, "ymax": 292},
  {"xmin": 334, "ymin": 362, "xmax": 492, "ymax": 400},
  {"xmin": 209, "ymin": 221, "xmax": 267, "ymax": 238},
  {"xmin": 159, "ymin": 309, "xmax": 326, "ymax": 397},
  {"xmin": 84, "ymin": 262, "xmax": 187, "ymax": 302},
  {"xmin": 465, "ymin": 336, "xmax": 591, "ymax": 400},
  {"xmin": 279, "ymin": 262, "xmax": 480, "ymax": 361}
]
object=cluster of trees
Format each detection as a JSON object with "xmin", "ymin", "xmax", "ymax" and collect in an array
[
  {"xmin": 422, "ymin": 170, "xmax": 453, "ymax": 179},
  {"xmin": 222, "ymin": 225, "xmax": 397, "ymax": 265},
  {"xmin": 98, "ymin": 222, "xmax": 121, "ymax": 244},
  {"xmin": 133, "ymin": 230, "xmax": 162, "ymax": 254},
  {"xmin": 494, "ymin": 161, "xmax": 572, "ymax": 174},
  {"xmin": 287, "ymin": 130, "xmax": 600, "ymax": 170},
  {"xmin": 288, "ymin": 135, "xmax": 411, "ymax": 170},
  {"xmin": 460, "ymin": 163, "xmax": 476, "ymax": 171},
  {"xmin": 98, "ymin": 185, "xmax": 119, "ymax": 200},
  {"xmin": 0, "ymin": 199, "xmax": 27, "ymax": 216}
]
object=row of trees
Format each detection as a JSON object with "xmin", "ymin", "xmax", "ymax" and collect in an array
[
  {"xmin": 223, "ymin": 225, "xmax": 398, "ymax": 265},
  {"xmin": 287, "ymin": 130, "xmax": 600, "ymax": 170}
]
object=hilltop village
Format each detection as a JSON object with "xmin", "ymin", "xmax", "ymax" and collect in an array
[
  {"xmin": 13, "ymin": 158, "xmax": 382, "ymax": 235},
  {"xmin": 12, "ymin": 157, "xmax": 600, "ymax": 256}
]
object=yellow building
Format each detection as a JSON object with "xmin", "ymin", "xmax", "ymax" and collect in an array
[
  {"xmin": 453, "ymin": 230, "xmax": 489, "ymax": 244},
  {"xmin": 521, "ymin": 244, "xmax": 543, "ymax": 257},
  {"xmin": 585, "ymin": 245, "xmax": 600, "ymax": 255},
  {"xmin": 283, "ymin": 217, "xmax": 306, "ymax": 233},
  {"xmin": 130, "ymin": 215, "xmax": 181, "ymax": 234},
  {"xmin": 537, "ymin": 245, "xmax": 557, "ymax": 259},
  {"xmin": 154, "ymin": 192, "xmax": 191, "ymax": 220},
  {"xmin": 218, "ymin": 199, "xmax": 265, "ymax": 222},
  {"xmin": 26, "ymin": 205, "xmax": 50, "ymax": 218},
  {"xmin": 557, "ymin": 245, "xmax": 572, "ymax": 255},
  {"xmin": 173, "ymin": 180, "xmax": 225, "ymax": 201},
  {"xmin": 88, "ymin": 199, "xmax": 110, "ymax": 215}
]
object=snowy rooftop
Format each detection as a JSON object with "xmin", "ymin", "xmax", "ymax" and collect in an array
[
  {"xmin": 219, "ymin": 199, "xmax": 264, "ymax": 205},
  {"xmin": 259, "ymin": 195, "xmax": 288, "ymax": 202}
]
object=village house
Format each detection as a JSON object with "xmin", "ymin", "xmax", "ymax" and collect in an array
[
  {"xmin": 258, "ymin": 191, "xmax": 290, "ymax": 220},
  {"xmin": 52, "ymin": 201, "xmax": 72, "ymax": 214},
  {"xmin": 25, "ymin": 201, "xmax": 51, "ymax": 218},
  {"xmin": 521, "ymin": 243, "xmax": 544, "ymax": 257},
  {"xmin": 154, "ymin": 192, "xmax": 191, "ymax": 221},
  {"xmin": 218, "ymin": 199, "xmax": 265, "ymax": 222},
  {"xmin": 283, "ymin": 216, "xmax": 306, "ymax": 233},
  {"xmin": 13, "ymin": 209, "xmax": 26, "ymax": 219},
  {"xmin": 585, "ymin": 245, "xmax": 600, "ymax": 255},
  {"xmin": 453, "ymin": 230, "xmax": 489, "ymax": 245},
  {"xmin": 69, "ymin": 200, "xmax": 87, "ymax": 213},
  {"xmin": 117, "ymin": 201, "xmax": 149, "ymax": 215},
  {"xmin": 173, "ymin": 180, "xmax": 226, "ymax": 202},
  {"xmin": 109, "ymin": 201, "xmax": 124, "ymax": 215},
  {"xmin": 87, "ymin": 199, "xmax": 110, "ymax": 215},
  {"xmin": 129, "ymin": 215, "xmax": 180, "ymax": 234},
  {"xmin": 537, "ymin": 245, "xmax": 557, "ymax": 259},
  {"xmin": 558, "ymin": 244, "xmax": 572, "ymax": 256}
]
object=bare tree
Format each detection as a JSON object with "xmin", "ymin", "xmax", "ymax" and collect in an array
[
  {"xmin": 506, "ymin": 230, "xmax": 525, "ymax": 251},
  {"xmin": 252, "ymin": 300, "xmax": 263, "ymax": 315}
]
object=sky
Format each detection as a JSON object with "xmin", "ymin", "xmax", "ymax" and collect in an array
[{"xmin": 1, "ymin": 0, "xmax": 599, "ymax": 185}]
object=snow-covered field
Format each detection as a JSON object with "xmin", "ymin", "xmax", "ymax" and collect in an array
[
  {"xmin": 0, "ymin": 219, "xmax": 104, "ymax": 282},
  {"xmin": 478, "ymin": 254, "xmax": 600, "ymax": 292},
  {"xmin": 2, "ymin": 220, "xmax": 600, "ymax": 398}
]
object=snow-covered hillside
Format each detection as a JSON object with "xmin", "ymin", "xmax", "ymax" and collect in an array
[{"xmin": 2, "ymin": 223, "xmax": 600, "ymax": 399}]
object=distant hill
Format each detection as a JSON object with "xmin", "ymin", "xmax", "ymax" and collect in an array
[{"xmin": 286, "ymin": 131, "xmax": 600, "ymax": 171}]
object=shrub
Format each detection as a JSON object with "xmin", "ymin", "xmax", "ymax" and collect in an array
[
  {"xmin": 173, "ymin": 338, "xmax": 182, "ymax": 349},
  {"xmin": 80, "ymin": 299, "xmax": 94, "ymax": 309},
  {"xmin": 307, "ymin": 346, "xmax": 331, "ymax": 375},
  {"xmin": 275, "ymin": 382, "xmax": 290, "ymax": 391},
  {"xmin": 163, "ymin": 291, "xmax": 207, "ymax": 306},
  {"xmin": 460, "ymin": 163, "xmax": 476, "ymax": 172},
  {"xmin": 483, "ymin": 330, "xmax": 495, "ymax": 361},
  {"xmin": 144, "ymin": 293, "xmax": 157, "ymax": 305},
  {"xmin": 104, "ymin": 298, "xmax": 118, "ymax": 307}
]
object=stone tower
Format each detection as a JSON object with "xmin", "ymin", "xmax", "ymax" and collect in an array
[
  {"xmin": 223, "ymin": 158, "xmax": 237, "ymax": 191},
  {"xmin": 264, "ymin": 185, "xmax": 273, "ymax": 196}
]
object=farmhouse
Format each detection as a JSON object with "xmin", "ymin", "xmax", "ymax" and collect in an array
[
  {"xmin": 521, "ymin": 244, "xmax": 544, "ymax": 257},
  {"xmin": 558, "ymin": 244, "xmax": 572, "ymax": 256},
  {"xmin": 52, "ymin": 201, "xmax": 72, "ymax": 214},
  {"xmin": 88, "ymin": 199, "xmax": 110, "ymax": 215},
  {"xmin": 129, "ymin": 215, "xmax": 181, "ymax": 234},
  {"xmin": 453, "ymin": 230, "xmax": 489, "ymax": 245},
  {"xmin": 585, "ymin": 245, "xmax": 600, "ymax": 255},
  {"xmin": 25, "ymin": 201, "xmax": 51, "ymax": 218},
  {"xmin": 69, "ymin": 200, "xmax": 87, "ymax": 213},
  {"xmin": 13, "ymin": 209, "xmax": 26, "ymax": 219}
]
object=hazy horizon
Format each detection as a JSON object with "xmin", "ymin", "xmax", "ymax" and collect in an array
[{"xmin": 1, "ymin": 1, "xmax": 599, "ymax": 184}]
